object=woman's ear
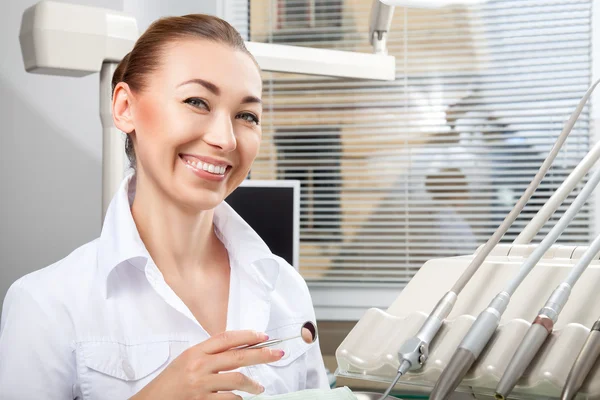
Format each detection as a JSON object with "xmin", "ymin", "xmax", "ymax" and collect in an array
[{"xmin": 112, "ymin": 82, "xmax": 135, "ymax": 134}]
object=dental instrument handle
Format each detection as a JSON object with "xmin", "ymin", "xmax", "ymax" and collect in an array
[
  {"xmin": 377, "ymin": 293, "xmax": 458, "ymax": 399},
  {"xmin": 429, "ymin": 348, "xmax": 475, "ymax": 400},
  {"xmin": 561, "ymin": 322, "xmax": 600, "ymax": 400},
  {"xmin": 416, "ymin": 291, "xmax": 457, "ymax": 345},
  {"xmin": 429, "ymin": 293, "xmax": 510, "ymax": 400},
  {"xmin": 498, "ymin": 282, "xmax": 574, "ymax": 399},
  {"xmin": 242, "ymin": 335, "xmax": 299, "ymax": 349},
  {"xmin": 494, "ymin": 322, "xmax": 551, "ymax": 400},
  {"xmin": 529, "ymin": 229, "xmax": 600, "ymax": 326},
  {"xmin": 538, "ymin": 282, "xmax": 572, "ymax": 323},
  {"xmin": 395, "ymin": 292, "xmax": 458, "ymax": 375},
  {"xmin": 515, "ymin": 78, "xmax": 600, "ymax": 245}
]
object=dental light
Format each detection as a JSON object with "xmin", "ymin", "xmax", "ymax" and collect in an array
[
  {"xmin": 20, "ymin": 0, "xmax": 396, "ymax": 220},
  {"xmin": 372, "ymin": 78, "xmax": 600, "ymax": 400}
]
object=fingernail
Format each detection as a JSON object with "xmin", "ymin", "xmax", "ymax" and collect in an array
[
  {"xmin": 272, "ymin": 349, "xmax": 284, "ymax": 357},
  {"xmin": 261, "ymin": 333, "xmax": 269, "ymax": 341},
  {"xmin": 260, "ymin": 385, "xmax": 265, "ymax": 392}
]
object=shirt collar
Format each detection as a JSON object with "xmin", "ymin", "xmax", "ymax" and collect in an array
[
  {"xmin": 97, "ymin": 173, "xmax": 281, "ymax": 300},
  {"xmin": 97, "ymin": 173, "xmax": 150, "ymax": 298}
]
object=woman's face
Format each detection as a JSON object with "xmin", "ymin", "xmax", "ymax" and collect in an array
[{"xmin": 114, "ymin": 39, "xmax": 263, "ymax": 211}]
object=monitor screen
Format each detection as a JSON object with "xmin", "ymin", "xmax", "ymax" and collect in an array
[{"xmin": 225, "ymin": 180, "xmax": 300, "ymax": 269}]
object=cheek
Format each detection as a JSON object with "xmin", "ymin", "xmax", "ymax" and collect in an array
[
  {"xmin": 135, "ymin": 101, "xmax": 190, "ymax": 158},
  {"xmin": 135, "ymin": 99, "xmax": 162, "ymax": 136},
  {"xmin": 238, "ymin": 130, "xmax": 262, "ymax": 163},
  {"xmin": 227, "ymin": 131, "xmax": 261, "ymax": 187}
]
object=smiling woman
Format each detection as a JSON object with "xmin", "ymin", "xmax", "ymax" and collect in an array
[{"xmin": 0, "ymin": 13, "xmax": 328, "ymax": 400}]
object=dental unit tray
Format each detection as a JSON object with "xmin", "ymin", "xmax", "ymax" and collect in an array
[{"xmin": 336, "ymin": 243, "xmax": 600, "ymax": 399}]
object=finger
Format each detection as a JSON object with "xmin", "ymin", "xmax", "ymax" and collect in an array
[
  {"xmin": 301, "ymin": 327, "xmax": 313, "ymax": 343},
  {"xmin": 208, "ymin": 394, "xmax": 242, "ymax": 400},
  {"xmin": 199, "ymin": 331, "xmax": 269, "ymax": 354},
  {"xmin": 209, "ymin": 347, "xmax": 285, "ymax": 373},
  {"xmin": 206, "ymin": 372, "xmax": 265, "ymax": 395}
]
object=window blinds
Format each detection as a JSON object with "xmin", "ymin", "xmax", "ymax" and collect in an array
[
  {"xmin": 224, "ymin": 0, "xmax": 249, "ymax": 40},
  {"xmin": 248, "ymin": 0, "xmax": 593, "ymax": 286}
]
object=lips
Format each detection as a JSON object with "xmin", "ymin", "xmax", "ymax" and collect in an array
[{"xmin": 179, "ymin": 154, "xmax": 230, "ymax": 176}]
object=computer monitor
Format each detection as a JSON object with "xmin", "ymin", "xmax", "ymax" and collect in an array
[{"xmin": 225, "ymin": 179, "xmax": 300, "ymax": 270}]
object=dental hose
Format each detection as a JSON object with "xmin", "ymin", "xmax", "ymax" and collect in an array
[
  {"xmin": 379, "ymin": 361, "xmax": 408, "ymax": 399},
  {"xmin": 377, "ymin": 78, "xmax": 600, "ymax": 400},
  {"xmin": 428, "ymin": 79, "xmax": 600, "ymax": 400}
]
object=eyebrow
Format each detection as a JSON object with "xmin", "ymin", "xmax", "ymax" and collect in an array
[
  {"xmin": 179, "ymin": 78, "xmax": 262, "ymax": 104},
  {"xmin": 241, "ymin": 95, "xmax": 262, "ymax": 105}
]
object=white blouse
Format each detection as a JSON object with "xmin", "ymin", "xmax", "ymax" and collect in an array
[{"xmin": 0, "ymin": 174, "xmax": 329, "ymax": 399}]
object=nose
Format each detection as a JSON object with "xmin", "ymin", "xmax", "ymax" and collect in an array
[{"xmin": 202, "ymin": 111, "xmax": 237, "ymax": 152}]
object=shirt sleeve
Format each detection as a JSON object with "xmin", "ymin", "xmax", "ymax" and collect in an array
[
  {"xmin": 305, "ymin": 338, "xmax": 331, "ymax": 389},
  {"xmin": 0, "ymin": 279, "xmax": 75, "ymax": 399}
]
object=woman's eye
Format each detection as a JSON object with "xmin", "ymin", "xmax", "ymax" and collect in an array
[
  {"xmin": 184, "ymin": 98, "xmax": 209, "ymax": 110},
  {"xmin": 237, "ymin": 112, "xmax": 260, "ymax": 125}
]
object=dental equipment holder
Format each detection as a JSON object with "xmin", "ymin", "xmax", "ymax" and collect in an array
[{"xmin": 336, "ymin": 242, "xmax": 600, "ymax": 399}]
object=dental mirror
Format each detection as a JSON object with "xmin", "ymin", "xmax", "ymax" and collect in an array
[{"xmin": 243, "ymin": 321, "xmax": 317, "ymax": 349}]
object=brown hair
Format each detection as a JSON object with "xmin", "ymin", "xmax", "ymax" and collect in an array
[{"xmin": 111, "ymin": 14, "xmax": 257, "ymax": 168}]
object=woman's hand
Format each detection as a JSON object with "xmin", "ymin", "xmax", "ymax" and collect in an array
[{"xmin": 131, "ymin": 330, "xmax": 283, "ymax": 400}]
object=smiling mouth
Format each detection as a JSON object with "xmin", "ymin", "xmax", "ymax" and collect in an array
[{"xmin": 179, "ymin": 154, "xmax": 230, "ymax": 176}]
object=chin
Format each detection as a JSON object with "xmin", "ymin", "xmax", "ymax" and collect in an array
[{"xmin": 170, "ymin": 184, "xmax": 226, "ymax": 212}]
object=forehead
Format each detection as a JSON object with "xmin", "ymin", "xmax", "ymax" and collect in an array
[{"xmin": 154, "ymin": 39, "xmax": 262, "ymax": 97}]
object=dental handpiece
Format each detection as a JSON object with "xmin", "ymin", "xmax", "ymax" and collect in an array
[
  {"xmin": 375, "ymin": 79, "xmax": 600, "ymax": 400},
  {"xmin": 495, "ymin": 232, "xmax": 600, "ymax": 400},
  {"xmin": 429, "ymin": 161, "xmax": 600, "ymax": 400},
  {"xmin": 561, "ymin": 320, "xmax": 600, "ymax": 400}
]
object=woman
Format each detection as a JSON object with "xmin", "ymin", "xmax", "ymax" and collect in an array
[{"xmin": 0, "ymin": 13, "xmax": 328, "ymax": 400}]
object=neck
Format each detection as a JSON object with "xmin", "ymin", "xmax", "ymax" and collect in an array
[{"xmin": 131, "ymin": 172, "xmax": 219, "ymax": 279}]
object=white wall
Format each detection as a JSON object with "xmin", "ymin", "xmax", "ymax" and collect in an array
[
  {"xmin": 0, "ymin": 0, "xmax": 119, "ymax": 310},
  {"xmin": 123, "ymin": 0, "xmax": 219, "ymax": 33},
  {"xmin": 0, "ymin": 0, "xmax": 224, "ymax": 310}
]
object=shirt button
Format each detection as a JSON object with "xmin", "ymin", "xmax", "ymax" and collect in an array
[{"xmin": 122, "ymin": 359, "xmax": 135, "ymax": 380}]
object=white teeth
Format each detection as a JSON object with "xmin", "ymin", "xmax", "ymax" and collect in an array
[{"xmin": 184, "ymin": 157, "xmax": 227, "ymax": 175}]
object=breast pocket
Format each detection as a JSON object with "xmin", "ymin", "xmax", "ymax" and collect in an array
[
  {"xmin": 76, "ymin": 339, "xmax": 172, "ymax": 400},
  {"xmin": 252, "ymin": 322, "xmax": 315, "ymax": 395}
]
